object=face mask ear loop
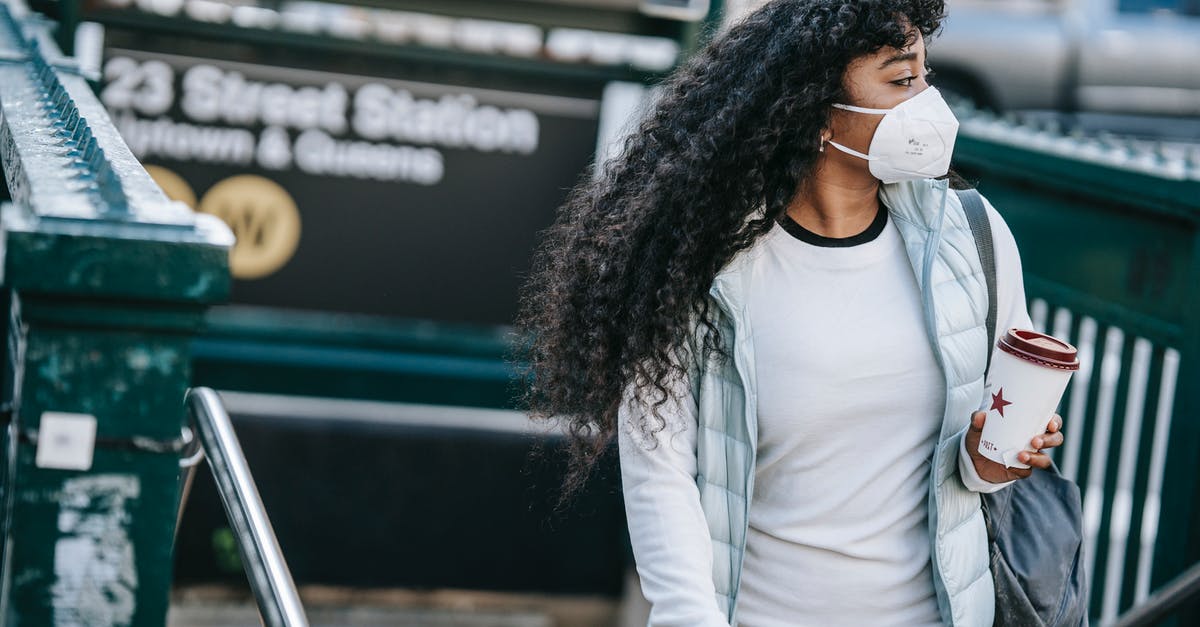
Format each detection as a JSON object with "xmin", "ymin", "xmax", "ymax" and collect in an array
[
  {"xmin": 831, "ymin": 102, "xmax": 893, "ymax": 115},
  {"xmin": 825, "ymin": 139, "xmax": 875, "ymax": 161}
]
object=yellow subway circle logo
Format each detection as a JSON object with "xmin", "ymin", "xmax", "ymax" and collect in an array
[{"xmin": 196, "ymin": 175, "xmax": 301, "ymax": 280}]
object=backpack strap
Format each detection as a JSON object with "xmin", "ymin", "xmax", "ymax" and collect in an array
[{"xmin": 955, "ymin": 187, "xmax": 997, "ymax": 380}]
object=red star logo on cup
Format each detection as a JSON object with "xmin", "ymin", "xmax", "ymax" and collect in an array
[{"xmin": 990, "ymin": 388, "xmax": 1013, "ymax": 417}]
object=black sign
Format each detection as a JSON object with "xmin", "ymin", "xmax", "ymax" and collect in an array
[{"xmin": 102, "ymin": 48, "xmax": 602, "ymax": 326}]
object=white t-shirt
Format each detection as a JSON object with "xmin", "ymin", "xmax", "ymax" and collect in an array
[
  {"xmin": 736, "ymin": 201, "xmax": 943, "ymax": 626},
  {"xmin": 617, "ymin": 191, "xmax": 1033, "ymax": 627}
]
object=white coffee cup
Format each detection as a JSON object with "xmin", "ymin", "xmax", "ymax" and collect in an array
[{"xmin": 977, "ymin": 328, "xmax": 1080, "ymax": 469}]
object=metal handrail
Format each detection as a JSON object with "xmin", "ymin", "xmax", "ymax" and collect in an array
[
  {"xmin": 1111, "ymin": 560, "xmax": 1200, "ymax": 627},
  {"xmin": 183, "ymin": 387, "xmax": 309, "ymax": 627}
]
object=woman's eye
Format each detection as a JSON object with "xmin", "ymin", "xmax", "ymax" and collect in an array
[{"xmin": 893, "ymin": 69, "xmax": 936, "ymax": 87}]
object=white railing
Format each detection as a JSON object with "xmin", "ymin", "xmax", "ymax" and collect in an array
[{"xmin": 1028, "ymin": 297, "xmax": 1182, "ymax": 625}]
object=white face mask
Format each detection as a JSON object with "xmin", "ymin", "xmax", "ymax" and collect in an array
[{"xmin": 825, "ymin": 86, "xmax": 960, "ymax": 184}]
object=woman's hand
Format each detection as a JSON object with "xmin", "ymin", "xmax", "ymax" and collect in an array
[{"xmin": 963, "ymin": 411, "xmax": 1064, "ymax": 483}]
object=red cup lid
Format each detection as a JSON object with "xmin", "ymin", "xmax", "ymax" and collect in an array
[{"xmin": 997, "ymin": 328, "xmax": 1080, "ymax": 371}]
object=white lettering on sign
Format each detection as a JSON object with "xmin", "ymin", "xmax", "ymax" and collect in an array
[
  {"xmin": 180, "ymin": 64, "xmax": 348, "ymax": 133},
  {"xmin": 256, "ymin": 126, "xmax": 293, "ymax": 170},
  {"xmin": 294, "ymin": 129, "xmax": 444, "ymax": 184},
  {"xmin": 51, "ymin": 475, "xmax": 140, "ymax": 626},
  {"xmin": 352, "ymin": 86, "xmax": 538, "ymax": 154},
  {"xmin": 114, "ymin": 111, "xmax": 256, "ymax": 164},
  {"xmin": 101, "ymin": 56, "xmax": 174, "ymax": 116},
  {"xmin": 102, "ymin": 56, "xmax": 544, "ymax": 183}
]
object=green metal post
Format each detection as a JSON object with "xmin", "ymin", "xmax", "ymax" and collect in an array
[
  {"xmin": 1152, "ymin": 227, "xmax": 1200, "ymax": 626},
  {"xmin": 0, "ymin": 1, "xmax": 232, "ymax": 624}
]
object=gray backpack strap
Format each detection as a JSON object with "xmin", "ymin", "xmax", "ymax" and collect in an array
[{"xmin": 955, "ymin": 187, "xmax": 997, "ymax": 379}]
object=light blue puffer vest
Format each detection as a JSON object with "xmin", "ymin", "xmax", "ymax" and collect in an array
[{"xmin": 691, "ymin": 177, "xmax": 993, "ymax": 626}]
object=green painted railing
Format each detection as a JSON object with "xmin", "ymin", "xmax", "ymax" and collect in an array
[{"xmin": 0, "ymin": 0, "xmax": 233, "ymax": 623}]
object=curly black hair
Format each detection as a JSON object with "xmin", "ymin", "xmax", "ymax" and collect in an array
[{"xmin": 513, "ymin": 0, "xmax": 971, "ymax": 513}]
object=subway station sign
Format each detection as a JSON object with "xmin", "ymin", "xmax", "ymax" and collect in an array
[{"xmin": 101, "ymin": 48, "xmax": 602, "ymax": 325}]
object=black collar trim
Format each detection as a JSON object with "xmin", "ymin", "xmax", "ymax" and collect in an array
[{"xmin": 776, "ymin": 201, "xmax": 888, "ymax": 248}]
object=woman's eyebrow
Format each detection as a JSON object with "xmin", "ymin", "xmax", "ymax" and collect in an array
[{"xmin": 878, "ymin": 50, "xmax": 919, "ymax": 69}]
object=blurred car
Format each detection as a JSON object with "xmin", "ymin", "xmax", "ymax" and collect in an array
[{"xmin": 931, "ymin": 0, "xmax": 1200, "ymax": 118}]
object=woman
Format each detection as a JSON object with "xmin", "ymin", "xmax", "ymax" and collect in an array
[{"xmin": 515, "ymin": 1, "xmax": 1066, "ymax": 625}]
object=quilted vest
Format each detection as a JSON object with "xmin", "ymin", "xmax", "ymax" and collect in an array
[{"xmin": 691, "ymin": 176, "xmax": 994, "ymax": 626}]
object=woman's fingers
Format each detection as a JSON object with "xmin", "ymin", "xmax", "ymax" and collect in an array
[
  {"xmin": 970, "ymin": 411, "xmax": 1063, "ymax": 479},
  {"xmin": 1017, "ymin": 450, "xmax": 1054, "ymax": 470},
  {"xmin": 1014, "ymin": 415, "xmax": 1065, "ymax": 477},
  {"xmin": 1008, "ymin": 466, "xmax": 1034, "ymax": 479},
  {"xmin": 1031, "ymin": 431, "xmax": 1065, "ymax": 450}
]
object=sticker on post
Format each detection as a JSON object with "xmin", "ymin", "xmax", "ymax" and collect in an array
[{"xmin": 36, "ymin": 412, "xmax": 98, "ymax": 471}]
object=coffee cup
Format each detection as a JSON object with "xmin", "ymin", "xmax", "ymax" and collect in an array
[{"xmin": 977, "ymin": 328, "xmax": 1080, "ymax": 469}]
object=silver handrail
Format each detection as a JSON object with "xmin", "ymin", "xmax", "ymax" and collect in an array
[{"xmin": 183, "ymin": 387, "xmax": 309, "ymax": 627}]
